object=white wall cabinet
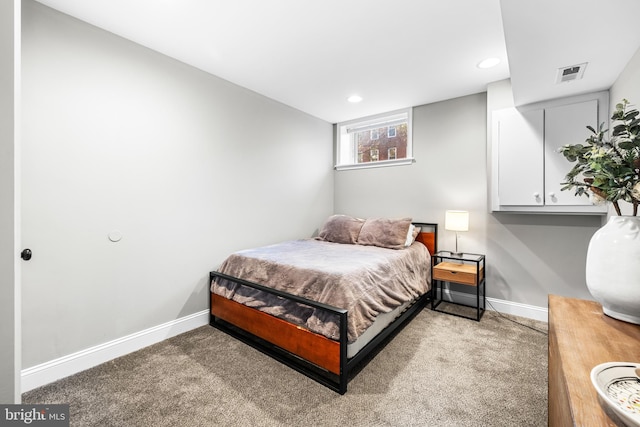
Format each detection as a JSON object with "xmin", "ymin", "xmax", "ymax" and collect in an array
[
  {"xmin": 495, "ymin": 108, "xmax": 544, "ymax": 207},
  {"xmin": 491, "ymin": 92, "xmax": 608, "ymax": 214}
]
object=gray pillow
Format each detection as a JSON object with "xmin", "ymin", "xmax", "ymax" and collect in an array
[
  {"xmin": 357, "ymin": 217, "xmax": 413, "ymax": 249},
  {"xmin": 316, "ymin": 215, "xmax": 365, "ymax": 244}
]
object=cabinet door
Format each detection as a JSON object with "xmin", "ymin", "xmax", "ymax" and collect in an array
[
  {"xmin": 494, "ymin": 108, "xmax": 544, "ymax": 206},
  {"xmin": 544, "ymin": 100, "xmax": 598, "ymax": 206}
]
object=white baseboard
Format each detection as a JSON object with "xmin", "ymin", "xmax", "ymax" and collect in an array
[
  {"xmin": 486, "ymin": 297, "xmax": 548, "ymax": 322},
  {"xmin": 439, "ymin": 289, "xmax": 548, "ymax": 322},
  {"xmin": 21, "ymin": 293, "xmax": 548, "ymax": 393},
  {"xmin": 21, "ymin": 309, "xmax": 209, "ymax": 393}
]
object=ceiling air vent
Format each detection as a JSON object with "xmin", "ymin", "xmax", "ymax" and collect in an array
[{"xmin": 556, "ymin": 63, "xmax": 587, "ymax": 83}]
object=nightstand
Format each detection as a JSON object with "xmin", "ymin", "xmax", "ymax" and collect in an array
[{"xmin": 431, "ymin": 251, "xmax": 485, "ymax": 321}]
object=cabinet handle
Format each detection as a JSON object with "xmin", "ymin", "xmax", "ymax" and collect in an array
[
  {"xmin": 533, "ymin": 192, "xmax": 540, "ymax": 198},
  {"xmin": 549, "ymin": 192, "xmax": 556, "ymax": 197}
]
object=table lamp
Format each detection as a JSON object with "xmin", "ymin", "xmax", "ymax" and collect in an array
[{"xmin": 445, "ymin": 210, "xmax": 469, "ymax": 255}]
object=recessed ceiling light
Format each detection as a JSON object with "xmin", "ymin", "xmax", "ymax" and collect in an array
[
  {"xmin": 347, "ymin": 95, "xmax": 363, "ymax": 103},
  {"xmin": 477, "ymin": 57, "xmax": 501, "ymax": 69}
]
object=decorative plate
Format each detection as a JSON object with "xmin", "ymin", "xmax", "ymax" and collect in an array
[{"xmin": 591, "ymin": 362, "xmax": 640, "ymax": 427}]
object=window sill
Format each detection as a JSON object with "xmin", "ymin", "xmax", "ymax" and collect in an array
[{"xmin": 335, "ymin": 158, "xmax": 415, "ymax": 171}]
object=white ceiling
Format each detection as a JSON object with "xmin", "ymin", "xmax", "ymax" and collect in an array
[{"xmin": 33, "ymin": 0, "xmax": 640, "ymax": 124}]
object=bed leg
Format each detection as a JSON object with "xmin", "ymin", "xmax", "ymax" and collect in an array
[{"xmin": 338, "ymin": 310, "xmax": 348, "ymax": 394}]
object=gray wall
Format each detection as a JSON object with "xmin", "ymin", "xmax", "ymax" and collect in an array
[
  {"xmin": 336, "ymin": 89, "xmax": 603, "ymax": 308},
  {"xmin": 611, "ymin": 46, "xmax": 640, "ymax": 117},
  {"xmin": 335, "ymin": 93, "xmax": 488, "ymax": 230},
  {"xmin": 21, "ymin": 0, "xmax": 333, "ymax": 369},
  {"xmin": 610, "ymin": 45, "xmax": 640, "ymax": 216},
  {"xmin": 0, "ymin": 0, "xmax": 20, "ymax": 404},
  {"xmin": 335, "ymin": 93, "xmax": 494, "ymax": 296}
]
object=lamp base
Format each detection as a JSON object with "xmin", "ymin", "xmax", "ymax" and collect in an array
[{"xmin": 452, "ymin": 232, "xmax": 463, "ymax": 256}]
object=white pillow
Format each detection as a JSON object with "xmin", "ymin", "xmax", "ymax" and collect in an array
[{"xmin": 405, "ymin": 224, "xmax": 416, "ymax": 247}]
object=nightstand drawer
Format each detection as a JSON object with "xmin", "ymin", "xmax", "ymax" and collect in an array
[{"xmin": 432, "ymin": 262, "xmax": 483, "ymax": 286}]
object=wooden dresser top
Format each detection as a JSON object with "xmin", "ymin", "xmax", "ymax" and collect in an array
[{"xmin": 549, "ymin": 294, "xmax": 640, "ymax": 426}]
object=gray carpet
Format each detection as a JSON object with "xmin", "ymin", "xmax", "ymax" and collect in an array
[{"xmin": 23, "ymin": 307, "xmax": 548, "ymax": 426}]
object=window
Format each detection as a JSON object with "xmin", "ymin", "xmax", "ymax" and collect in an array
[{"xmin": 335, "ymin": 108, "xmax": 412, "ymax": 170}]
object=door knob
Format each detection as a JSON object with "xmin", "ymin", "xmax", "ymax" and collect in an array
[{"xmin": 21, "ymin": 248, "xmax": 32, "ymax": 261}]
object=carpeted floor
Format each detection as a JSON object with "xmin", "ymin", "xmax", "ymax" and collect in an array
[{"xmin": 23, "ymin": 307, "xmax": 548, "ymax": 426}]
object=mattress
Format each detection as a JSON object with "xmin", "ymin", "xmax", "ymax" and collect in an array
[
  {"xmin": 346, "ymin": 300, "xmax": 412, "ymax": 357},
  {"xmin": 211, "ymin": 238, "xmax": 431, "ymax": 346}
]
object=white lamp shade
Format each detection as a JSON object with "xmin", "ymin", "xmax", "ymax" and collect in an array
[{"xmin": 445, "ymin": 210, "xmax": 469, "ymax": 232}]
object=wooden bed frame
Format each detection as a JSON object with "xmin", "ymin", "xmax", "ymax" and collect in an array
[{"xmin": 209, "ymin": 222, "xmax": 438, "ymax": 394}]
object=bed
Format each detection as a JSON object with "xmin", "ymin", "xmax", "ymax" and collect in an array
[{"xmin": 209, "ymin": 216, "xmax": 437, "ymax": 394}]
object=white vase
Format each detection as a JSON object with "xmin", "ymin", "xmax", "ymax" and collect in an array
[{"xmin": 586, "ymin": 215, "xmax": 640, "ymax": 324}]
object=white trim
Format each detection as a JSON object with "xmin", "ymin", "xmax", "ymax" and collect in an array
[
  {"xmin": 335, "ymin": 157, "xmax": 414, "ymax": 171},
  {"xmin": 342, "ymin": 108, "xmax": 410, "ymax": 133},
  {"xmin": 485, "ymin": 297, "xmax": 548, "ymax": 322},
  {"xmin": 21, "ymin": 310, "xmax": 209, "ymax": 393},
  {"xmin": 13, "ymin": 0, "xmax": 22, "ymax": 404},
  {"xmin": 439, "ymin": 289, "xmax": 548, "ymax": 322},
  {"xmin": 335, "ymin": 107, "xmax": 413, "ymax": 168},
  {"xmin": 20, "ymin": 294, "xmax": 548, "ymax": 393}
]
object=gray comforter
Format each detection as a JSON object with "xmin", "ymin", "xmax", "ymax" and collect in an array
[{"xmin": 211, "ymin": 239, "xmax": 431, "ymax": 343}]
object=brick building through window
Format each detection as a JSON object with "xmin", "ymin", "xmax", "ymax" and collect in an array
[{"xmin": 356, "ymin": 123, "xmax": 408, "ymax": 163}]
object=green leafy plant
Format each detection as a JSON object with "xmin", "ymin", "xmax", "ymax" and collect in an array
[{"xmin": 559, "ymin": 99, "xmax": 640, "ymax": 216}]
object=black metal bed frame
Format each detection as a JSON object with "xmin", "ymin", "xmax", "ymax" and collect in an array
[{"xmin": 208, "ymin": 222, "xmax": 437, "ymax": 394}]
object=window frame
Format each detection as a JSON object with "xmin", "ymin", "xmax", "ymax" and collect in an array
[{"xmin": 335, "ymin": 108, "xmax": 413, "ymax": 170}]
